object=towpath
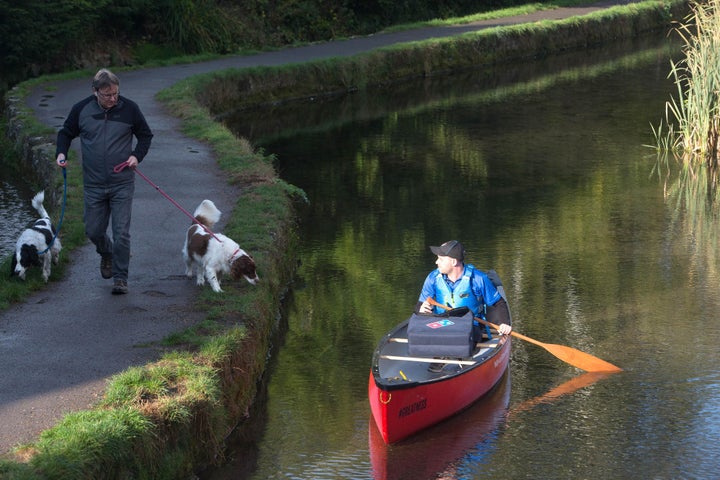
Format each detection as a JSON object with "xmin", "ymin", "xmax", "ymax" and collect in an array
[{"xmin": 1, "ymin": 0, "xmax": 638, "ymax": 453}]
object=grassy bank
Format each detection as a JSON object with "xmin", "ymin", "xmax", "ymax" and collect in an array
[{"xmin": 0, "ymin": 1, "xmax": 685, "ymax": 478}]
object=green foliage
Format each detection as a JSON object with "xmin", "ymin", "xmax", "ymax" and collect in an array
[
  {"xmin": 249, "ymin": 0, "xmax": 535, "ymax": 43},
  {"xmin": 0, "ymin": 0, "xmax": 101, "ymax": 77},
  {"xmin": 29, "ymin": 408, "xmax": 156, "ymax": 479},
  {"xmin": 102, "ymin": 355, "xmax": 221, "ymax": 411},
  {"xmin": 162, "ymin": 318, "xmax": 227, "ymax": 347},
  {"xmin": 199, "ymin": 327, "xmax": 246, "ymax": 362},
  {"xmin": 0, "ymin": 0, "xmax": 548, "ymax": 79},
  {"xmin": 656, "ymin": 0, "xmax": 720, "ymax": 165},
  {"xmin": 142, "ymin": 0, "xmax": 243, "ymax": 53},
  {"xmin": 130, "ymin": 43, "xmax": 185, "ymax": 65},
  {"xmin": 0, "ymin": 461, "xmax": 44, "ymax": 480}
]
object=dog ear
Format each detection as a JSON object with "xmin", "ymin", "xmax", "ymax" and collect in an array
[
  {"xmin": 10, "ymin": 255, "xmax": 17, "ymax": 277},
  {"xmin": 21, "ymin": 244, "xmax": 42, "ymax": 267},
  {"xmin": 229, "ymin": 255, "xmax": 243, "ymax": 280},
  {"xmin": 230, "ymin": 254, "xmax": 259, "ymax": 284}
]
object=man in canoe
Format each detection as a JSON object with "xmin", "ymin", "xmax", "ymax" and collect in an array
[{"xmin": 416, "ymin": 240, "xmax": 512, "ymax": 339}]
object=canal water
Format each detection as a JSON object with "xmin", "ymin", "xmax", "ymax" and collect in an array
[
  {"xmin": 201, "ymin": 29, "xmax": 720, "ymax": 480},
  {"xmin": 0, "ymin": 172, "xmax": 47, "ymax": 259}
]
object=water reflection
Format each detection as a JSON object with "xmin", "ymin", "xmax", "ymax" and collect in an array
[
  {"xmin": 657, "ymin": 153, "xmax": 720, "ymax": 280},
  {"xmin": 0, "ymin": 178, "xmax": 42, "ymax": 255},
  {"xmin": 509, "ymin": 371, "xmax": 613, "ymax": 415}
]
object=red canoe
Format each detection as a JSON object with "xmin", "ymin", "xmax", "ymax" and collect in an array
[
  {"xmin": 368, "ymin": 271, "xmax": 511, "ymax": 444},
  {"xmin": 369, "ymin": 372, "xmax": 510, "ymax": 480}
]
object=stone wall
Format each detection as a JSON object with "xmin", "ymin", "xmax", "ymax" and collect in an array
[{"xmin": 4, "ymin": 88, "xmax": 64, "ymax": 210}]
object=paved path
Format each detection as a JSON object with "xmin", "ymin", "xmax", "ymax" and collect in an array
[{"xmin": 1, "ymin": 0, "xmax": 637, "ymax": 454}]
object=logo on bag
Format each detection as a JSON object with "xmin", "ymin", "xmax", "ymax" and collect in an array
[{"xmin": 426, "ymin": 319, "xmax": 455, "ymax": 329}]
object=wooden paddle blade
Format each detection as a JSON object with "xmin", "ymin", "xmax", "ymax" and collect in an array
[
  {"xmin": 505, "ymin": 328, "xmax": 622, "ymax": 372},
  {"xmin": 541, "ymin": 342, "xmax": 623, "ymax": 373},
  {"xmin": 505, "ymin": 326, "xmax": 622, "ymax": 372}
]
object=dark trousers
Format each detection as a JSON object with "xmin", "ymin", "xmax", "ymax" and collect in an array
[{"xmin": 84, "ymin": 182, "xmax": 134, "ymax": 281}]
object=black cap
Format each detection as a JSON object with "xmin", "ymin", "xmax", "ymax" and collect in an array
[{"xmin": 430, "ymin": 240, "xmax": 464, "ymax": 261}]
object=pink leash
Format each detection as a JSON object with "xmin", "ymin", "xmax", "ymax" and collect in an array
[{"xmin": 114, "ymin": 160, "xmax": 222, "ymax": 242}]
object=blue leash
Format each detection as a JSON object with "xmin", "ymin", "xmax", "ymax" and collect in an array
[{"xmin": 38, "ymin": 168, "xmax": 67, "ymax": 255}]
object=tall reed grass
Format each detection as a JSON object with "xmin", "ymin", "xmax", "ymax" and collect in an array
[{"xmin": 656, "ymin": 0, "xmax": 720, "ymax": 166}]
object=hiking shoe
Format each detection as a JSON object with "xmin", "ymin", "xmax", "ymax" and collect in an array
[
  {"xmin": 100, "ymin": 254, "xmax": 113, "ymax": 279},
  {"xmin": 112, "ymin": 279, "xmax": 128, "ymax": 295}
]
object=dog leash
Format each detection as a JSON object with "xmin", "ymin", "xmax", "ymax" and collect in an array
[
  {"xmin": 113, "ymin": 160, "xmax": 222, "ymax": 242},
  {"xmin": 39, "ymin": 168, "xmax": 66, "ymax": 255}
]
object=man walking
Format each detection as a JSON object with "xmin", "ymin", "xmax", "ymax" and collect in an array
[{"xmin": 55, "ymin": 68, "xmax": 153, "ymax": 294}]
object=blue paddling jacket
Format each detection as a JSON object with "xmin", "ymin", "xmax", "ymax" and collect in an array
[{"xmin": 419, "ymin": 264, "xmax": 502, "ymax": 318}]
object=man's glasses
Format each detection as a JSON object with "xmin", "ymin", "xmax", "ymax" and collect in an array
[{"xmin": 97, "ymin": 90, "xmax": 119, "ymax": 99}]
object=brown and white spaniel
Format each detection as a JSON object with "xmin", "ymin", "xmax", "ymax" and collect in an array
[{"xmin": 182, "ymin": 199, "xmax": 258, "ymax": 293}]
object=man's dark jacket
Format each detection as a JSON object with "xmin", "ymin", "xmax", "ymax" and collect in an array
[{"xmin": 56, "ymin": 95, "xmax": 153, "ymax": 187}]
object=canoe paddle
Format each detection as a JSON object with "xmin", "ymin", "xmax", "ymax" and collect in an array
[{"xmin": 426, "ymin": 297, "xmax": 622, "ymax": 373}]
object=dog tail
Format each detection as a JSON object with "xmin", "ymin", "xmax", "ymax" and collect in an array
[
  {"xmin": 193, "ymin": 199, "xmax": 221, "ymax": 228},
  {"xmin": 31, "ymin": 191, "xmax": 50, "ymax": 219}
]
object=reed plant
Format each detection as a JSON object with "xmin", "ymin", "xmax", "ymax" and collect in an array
[{"xmin": 656, "ymin": 0, "xmax": 720, "ymax": 166}]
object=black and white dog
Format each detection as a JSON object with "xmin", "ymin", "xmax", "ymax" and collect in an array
[
  {"xmin": 182, "ymin": 199, "xmax": 259, "ymax": 293},
  {"xmin": 11, "ymin": 191, "xmax": 62, "ymax": 282}
]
